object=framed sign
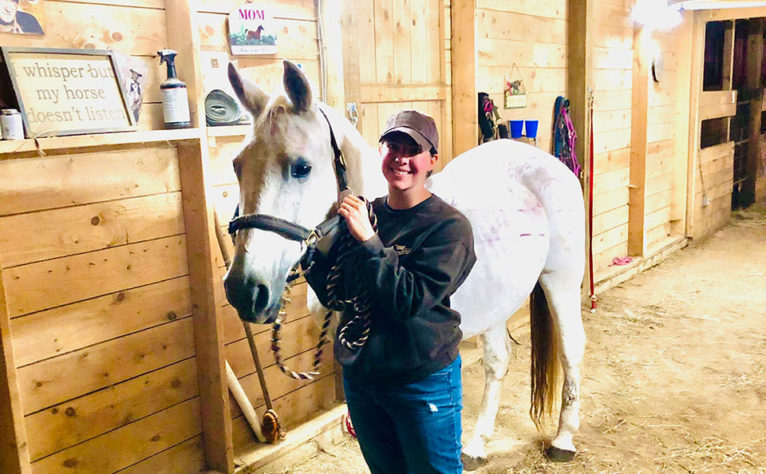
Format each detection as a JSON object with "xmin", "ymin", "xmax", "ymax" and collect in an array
[
  {"xmin": 0, "ymin": 47, "xmax": 134, "ymax": 138},
  {"xmin": 227, "ymin": 3, "xmax": 278, "ymax": 55}
]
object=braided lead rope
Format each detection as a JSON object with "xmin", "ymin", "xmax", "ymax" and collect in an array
[
  {"xmin": 271, "ymin": 267, "xmax": 334, "ymax": 380},
  {"xmin": 325, "ymin": 199, "xmax": 378, "ymax": 351}
]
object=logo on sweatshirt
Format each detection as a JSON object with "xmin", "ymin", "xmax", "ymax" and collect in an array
[{"xmin": 393, "ymin": 244, "xmax": 412, "ymax": 256}]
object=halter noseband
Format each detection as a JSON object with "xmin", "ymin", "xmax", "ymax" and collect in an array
[{"xmin": 227, "ymin": 107, "xmax": 349, "ymax": 247}]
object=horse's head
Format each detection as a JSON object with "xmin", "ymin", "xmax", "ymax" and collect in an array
[{"xmin": 223, "ymin": 61, "xmax": 340, "ymax": 323}]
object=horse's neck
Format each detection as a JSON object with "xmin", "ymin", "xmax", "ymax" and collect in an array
[{"xmin": 322, "ymin": 105, "xmax": 387, "ymax": 199}]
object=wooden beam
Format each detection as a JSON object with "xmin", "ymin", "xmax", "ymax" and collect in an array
[
  {"xmin": 686, "ymin": 12, "xmax": 708, "ymax": 238},
  {"xmin": 166, "ymin": 1, "xmax": 233, "ymax": 472},
  {"xmin": 567, "ymin": 0, "xmax": 594, "ymax": 301},
  {"xmin": 568, "ymin": 0, "xmax": 593, "ymax": 181},
  {"xmin": 628, "ymin": 26, "xmax": 650, "ymax": 256},
  {"xmin": 450, "ymin": 0, "xmax": 476, "ymax": 156},
  {"xmin": 672, "ymin": 9, "xmax": 694, "ymax": 235},
  {"xmin": 699, "ymin": 6, "xmax": 766, "ymax": 22},
  {"xmin": 722, "ymin": 21, "xmax": 735, "ymax": 141},
  {"xmin": 360, "ymin": 84, "xmax": 449, "ymax": 103},
  {"xmin": 743, "ymin": 18, "xmax": 764, "ymax": 205},
  {"xmin": 700, "ymin": 90, "xmax": 738, "ymax": 120},
  {"xmin": 0, "ymin": 267, "xmax": 30, "ymax": 473}
]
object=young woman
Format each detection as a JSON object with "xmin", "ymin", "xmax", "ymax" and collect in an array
[{"xmin": 305, "ymin": 110, "xmax": 476, "ymax": 473}]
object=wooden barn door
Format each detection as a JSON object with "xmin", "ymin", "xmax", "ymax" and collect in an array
[{"xmin": 341, "ymin": 0, "xmax": 452, "ymax": 171}]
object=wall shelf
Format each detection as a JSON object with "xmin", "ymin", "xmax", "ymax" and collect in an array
[
  {"xmin": 0, "ymin": 128, "xmax": 203, "ymax": 157},
  {"xmin": 206, "ymin": 125, "xmax": 251, "ymax": 137}
]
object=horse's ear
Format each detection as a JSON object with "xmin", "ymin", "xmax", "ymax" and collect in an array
[
  {"xmin": 228, "ymin": 63, "xmax": 268, "ymax": 118},
  {"xmin": 283, "ymin": 60, "xmax": 312, "ymax": 113}
]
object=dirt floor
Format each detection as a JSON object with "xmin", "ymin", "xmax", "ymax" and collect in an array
[{"xmin": 286, "ymin": 202, "xmax": 766, "ymax": 473}]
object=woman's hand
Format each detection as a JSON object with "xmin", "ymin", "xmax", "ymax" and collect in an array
[{"xmin": 338, "ymin": 195, "xmax": 375, "ymax": 242}]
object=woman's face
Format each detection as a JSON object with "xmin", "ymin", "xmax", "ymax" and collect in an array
[{"xmin": 0, "ymin": 0, "xmax": 18, "ymax": 25}]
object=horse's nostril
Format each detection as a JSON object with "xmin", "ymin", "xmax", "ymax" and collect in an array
[{"xmin": 253, "ymin": 283, "xmax": 270, "ymax": 314}]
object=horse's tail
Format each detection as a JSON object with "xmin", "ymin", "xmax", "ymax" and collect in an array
[{"xmin": 529, "ymin": 280, "xmax": 559, "ymax": 432}]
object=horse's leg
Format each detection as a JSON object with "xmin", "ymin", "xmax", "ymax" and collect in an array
[
  {"xmin": 539, "ymin": 274, "xmax": 586, "ymax": 461},
  {"xmin": 461, "ymin": 323, "xmax": 512, "ymax": 470}
]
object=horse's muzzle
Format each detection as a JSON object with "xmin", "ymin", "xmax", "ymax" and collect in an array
[{"xmin": 223, "ymin": 271, "xmax": 280, "ymax": 324}]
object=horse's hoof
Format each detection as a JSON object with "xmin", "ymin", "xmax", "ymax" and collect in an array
[
  {"xmin": 461, "ymin": 453, "xmax": 487, "ymax": 471},
  {"xmin": 545, "ymin": 445, "xmax": 576, "ymax": 462}
]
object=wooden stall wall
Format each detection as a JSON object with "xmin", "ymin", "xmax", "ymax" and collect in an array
[
  {"xmin": 475, "ymin": 0, "xmax": 567, "ymax": 153},
  {"xmin": 342, "ymin": 0, "xmax": 451, "ymax": 171},
  {"xmin": 194, "ymin": 0, "xmax": 339, "ymax": 464},
  {"xmin": 591, "ymin": 0, "xmax": 634, "ymax": 278},
  {"xmin": 0, "ymin": 1, "xmax": 216, "ymax": 472},
  {"xmin": 644, "ymin": 28, "xmax": 685, "ymax": 254}
]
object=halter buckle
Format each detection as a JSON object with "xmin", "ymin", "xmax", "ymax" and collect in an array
[{"xmin": 305, "ymin": 229, "xmax": 319, "ymax": 246}]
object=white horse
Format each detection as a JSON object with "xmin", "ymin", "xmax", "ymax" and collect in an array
[{"xmin": 222, "ymin": 60, "xmax": 586, "ymax": 467}]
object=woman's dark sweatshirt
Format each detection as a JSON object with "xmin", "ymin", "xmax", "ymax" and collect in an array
[{"xmin": 304, "ymin": 194, "xmax": 476, "ymax": 386}]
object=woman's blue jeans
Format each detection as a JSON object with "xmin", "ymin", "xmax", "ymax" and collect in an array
[{"xmin": 343, "ymin": 356, "xmax": 463, "ymax": 474}]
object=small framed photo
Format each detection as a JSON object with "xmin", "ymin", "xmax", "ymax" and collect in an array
[{"xmin": 0, "ymin": 46, "xmax": 135, "ymax": 138}]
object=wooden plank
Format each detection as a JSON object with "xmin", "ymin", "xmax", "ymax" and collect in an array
[
  {"xmin": 49, "ymin": 0, "xmax": 165, "ymax": 8},
  {"xmin": 743, "ymin": 18, "xmax": 764, "ymax": 205},
  {"xmin": 476, "ymin": 38, "xmax": 566, "ymax": 68},
  {"xmin": 0, "ymin": 267, "xmax": 30, "ymax": 473},
  {"xmin": 232, "ymin": 375, "xmax": 336, "ymax": 457},
  {"xmin": 594, "ymin": 149, "xmax": 630, "ymax": 176},
  {"xmin": 375, "ymin": 0, "xmax": 396, "ymax": 84},
  {"xmin": 700, "ymin": 141, "xmax": 735, "ymax": 163},
  {"xmin": 700, "ymin": 90, "xmax": 737, "ymax": 120},
  {"xmin": 229, "ymin": 351, "xmax": 335, "ymax": 422},
  {"xmin": 411, "ymin": 0, "xmax": 429, "ymax": 84},
  {"xmin": 25, "ymin": 358, "xmax": 198, "ymax": 461},
  {"xmin": 30, "ymin": 398, "xmax": 201, "ymax": 473},
  {"xmin": 17, "ymin": 317, "xmax": 195, "ymax": 414},
  {"xmin": 117, "ymin": 435, "xmax": 205, "ymax": 474},
  {"xmin": 645, "ymin": 189, "xmax": 673, "ymax": 215},
  {"xmin": 451, "ymin": 0, "xmax": 476, "ymax": 156},
  {"xmin": 393, "ymin": 0, "xmax": 412, "ymax": 86},
  {"xmin": 198, "ymin": 12, "xmax": 318, "ymax": 58},
  {"xmin": 11, "ymin": 277, "xmax": 191, "ymax": 367},
  {"xmin": 476, "ymin": 9, "xmax": 566, "ymax": 44},
  {"xmin": 196, "ymin": 0, "xmax": 316, "ymax": 20},
  {"xmin": 4, "ymin": 235, "xmax": 188, "ymax": 318},
  {"xmin": 476, "ymin": 0, "xmax": 566, "ymax": 20},
  {"xmin": 700, "ymin": 6, "xmax": 766, "ymax": 22},
  {"xmin": 0, "ymin": 2, "xmax": 166, "ymax": 56},
  {"xmin": 0, "ymin": 146, "xmax": 181, "ymax": 216},
  {"xmin": 0, "ymin": 129, "xmax": 199, "ymax": 159},
  {"xmin": 321, "ymin": 0, "xmax": 345, "ymax": 107},
  {"xmin": 0, "ymin": 193, "xmax": 185, "ymax": 269},
  {"xmin": 360, "ymin": 84, "xmax": 449, "ymax": 103},
  {"xmin": 591, "ymin": 205, "xmax": 629, "ymax": 235},
  {"xmin": 593, "ymin": 186, "xmax": 629, "ymax": 215},
  {"xmin": 628, "ymin": 26, "xmax": 649, "ymax": 257},
  {"xmin": 226, "ymin": 316, "xmax": 318, "ymax": 377},
  {"xmin": 592, "ymin": 223, "xmax": 629, "ymax": 256}
]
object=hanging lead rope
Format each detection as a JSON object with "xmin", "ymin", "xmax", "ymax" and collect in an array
[{"xmin": 324, "ymin": 198, "xmax": 378, "ymax": 350}]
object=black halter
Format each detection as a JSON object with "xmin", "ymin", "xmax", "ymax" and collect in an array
[{"xmin": 227, "ymin": 107, "xmax": 349, "ymax": 247}]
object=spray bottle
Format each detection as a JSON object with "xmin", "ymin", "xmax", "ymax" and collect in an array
[{"xmin": 157, "ymin": 49, "xmax": 191, "ymax": 129}]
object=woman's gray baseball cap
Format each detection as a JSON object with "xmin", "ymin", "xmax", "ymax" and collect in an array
[{"xmin": 379, "ymin": 110, "xmax": 439, "ymax": 154}]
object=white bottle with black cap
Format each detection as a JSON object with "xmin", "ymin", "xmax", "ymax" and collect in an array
[{"xmin": 157, "ymin": 49, "xmax": 191, "ymax": 129}]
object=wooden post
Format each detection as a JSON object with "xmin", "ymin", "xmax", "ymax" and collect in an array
[
  {"xmin": 165, "ymin": 1, "xmax": 234, "ymax": 472},
  {"xmin": 567, "ymin": 0, "xmax": 593, "ymax": 180},
  {"xmin": 672, "ymin": 9, "xmax": 694, "ymax": 237},
  {"xmin": 744, "ymin": 18, "xmax": 764, "ymax": 206},
  {"xmin": 567, "ymin": 0, "xmax": 593, "ymax": 301},
  {"xmin": 686, "ymin": 12, "xmax": 707, "ymax": 238},
  {"xmin": 722, "ymin": 21, "xmax": 736, "ymax": 141},
  {"xmin": 450, "ymin": 0, "xmax": 476, "ymax": 156},
  {"xmin": 628, "ymin": 26, "xmax": 650, "ymax": 256},
  {"xmin": 341, "ymin": 0, "xmax": 362, "ymax": 130},
  {"xmin": 0, "ymin": 267, "xmax": 30, "ymax": 474}
]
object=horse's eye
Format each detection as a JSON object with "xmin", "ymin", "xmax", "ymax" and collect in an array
[{"xmin": 291, "ymin": 160, "xmax": 312, "ymax": 180}]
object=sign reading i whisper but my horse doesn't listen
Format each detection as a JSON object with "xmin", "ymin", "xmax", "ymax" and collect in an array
[{"xmin": 0, "ymin": 47, "xmax": 134, "ymax": 138}]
